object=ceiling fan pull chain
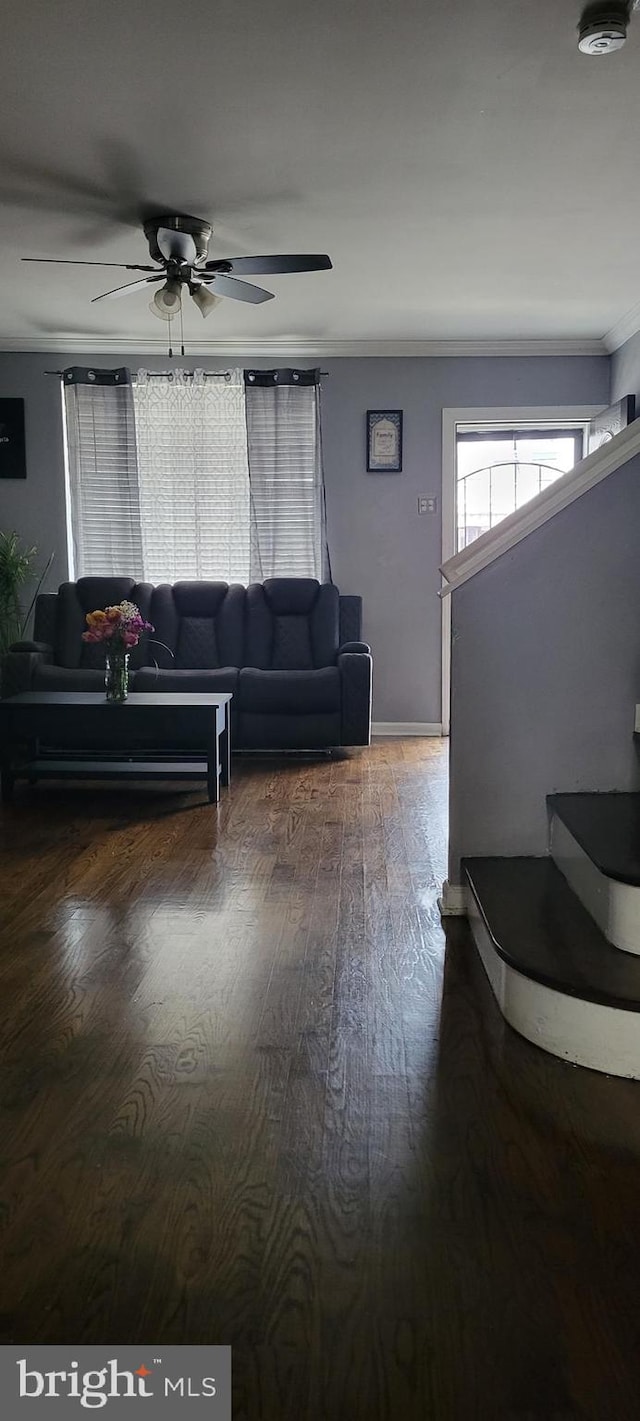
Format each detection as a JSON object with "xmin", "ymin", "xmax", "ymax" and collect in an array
[
  {"xmin": 180, "ymin": 301, "xmax": 185, "ymax": 357},
  {"xmin": 168, "ymin": 312, "xmax": 173, "ymax": 360}
]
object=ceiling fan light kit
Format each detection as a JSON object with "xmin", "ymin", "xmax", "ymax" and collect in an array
[
  {"xmin": 190, "ymin": 284, "xmax": 222, "ymax": 318},
  {"xmin": 152, "ymin": 277, "xmax": 182, "ymax": 319},
  {"xmin": 22, "ymin": 211, "xmax": 332, "ymax": 343}
]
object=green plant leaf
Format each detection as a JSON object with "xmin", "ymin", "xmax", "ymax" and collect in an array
[{"xmin": 0, "ymin": 531, "xmax": 52, "ymax": 662}]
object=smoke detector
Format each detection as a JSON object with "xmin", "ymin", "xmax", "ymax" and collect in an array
[{"xmin": 578, "ymin": 3, "xmax": 633, "ymax": 52}]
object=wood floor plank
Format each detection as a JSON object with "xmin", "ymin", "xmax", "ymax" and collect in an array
[{"xmin": 3, "ymin": 744, "xmax": 640, "ymax": 1418}]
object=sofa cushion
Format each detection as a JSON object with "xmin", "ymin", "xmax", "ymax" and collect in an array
[
  {"xmin": 176, "ymin": 617, "xmax": 220, "ymax": 669},
  {"xmin": 56, "ymin": 578, "xmax": 153, "ymax": 670},
  {"xmin": 272, "ymin": 614, "xmax": 314, "ymax": 670},
  {"xmin": 148, "ymin": 582, "xmax": 245, "ymax": 669},
  {"xmin": 238, "ymin": 666, "xmax": 340, "ymax": 715},
  {"xmin": 262, "ymin": 579, "xmax": 319, "ymax": 615},
  {"xmin": 33, "ymin": 664, "xmax": 135, "ymax": 692},
  {"xmin": 239, "ymin": 711, "xmax": 342, "ymax": 750},
  {"xmin": 135, "ymin": 667, "xmax": 238, "ymax": 694},
  {"xmin": 245, "ymin": 580, "xmax": 339, "ymax": 669}
]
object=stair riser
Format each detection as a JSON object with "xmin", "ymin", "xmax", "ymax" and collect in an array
[
  {"xmin": 468, "ymin": 887, "xmax": 640, "ymax": 1079},
  {"xmin": 550, "ymin": 815, "xmax": 640, "ymax": 955}
]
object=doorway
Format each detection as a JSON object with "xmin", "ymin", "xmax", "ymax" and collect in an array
[{"xmin": 440, "ymin": 404, "xmax": 603, "ymax": 735}]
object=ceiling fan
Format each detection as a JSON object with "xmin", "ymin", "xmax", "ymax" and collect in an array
[{"xmin": 22, "ymin": 213, "xmax": 332, "ymax": 320}]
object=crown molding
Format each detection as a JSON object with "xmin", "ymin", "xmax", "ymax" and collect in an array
[
  {"xmin": 0, "ymin": 335, "xmax": 607, "ymax": 358},
  {"xmin": 603, "ymin": 300, "xmax": 640, "ymax": 354}
]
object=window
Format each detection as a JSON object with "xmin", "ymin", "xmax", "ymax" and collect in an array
[
  {"xmin": 456, "ymin": 424, "xmax": 585, "ymax": 552},
  {"xmin": 63, "ymin": 366, "xmax": 328, "ymax": 583}
]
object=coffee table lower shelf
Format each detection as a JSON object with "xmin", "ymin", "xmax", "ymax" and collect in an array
[
  {"xmin": 20, "ymin": 757, "xmax": 212, "ymax": 782},
  {"xmin": 0, "ymin": 691, "xmax": 232, "ymax": 806}
]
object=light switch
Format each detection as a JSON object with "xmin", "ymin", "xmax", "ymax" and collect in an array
[{"xmin": 418, "ymin": 496, "xmax": 437, "ymax": 514}]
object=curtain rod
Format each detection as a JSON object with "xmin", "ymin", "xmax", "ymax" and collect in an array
[
  {"xmin": 44, "ymin": 368, "xmax": 329, "ymax": 377},
  {"xmin": 45, "ymin": 368, "xmax": 230, "ymax": 378}
]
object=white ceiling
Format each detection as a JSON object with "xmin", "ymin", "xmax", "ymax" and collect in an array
[{"xmin": 2, "ymin": 0, "xmax": 640, "ymax": 350}]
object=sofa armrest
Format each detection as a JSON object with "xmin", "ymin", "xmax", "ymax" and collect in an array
[
  {"xmin": 9, "ymin": 640, "xmax": 53, "ymax": 655},
  {"xmin": 338, "ymin": 649, "xmax": 372, "ymax": 746},
  {"xmin": 338, "ymin": 640, "xmax": 370, "ymax": 656},
  {"xmin": 1, "ymin": 643, "xmax": 53, "ymax": 697}
]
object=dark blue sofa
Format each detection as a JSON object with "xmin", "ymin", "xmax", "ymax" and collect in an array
[{"xmin": 2, "ymin": 577, "xmax": 372, "ymax": 749}]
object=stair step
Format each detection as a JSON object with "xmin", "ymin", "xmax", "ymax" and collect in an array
[
  {"xmin": 548, "ymin": 793, "xmax": 640, "ymax": 955},
  {"xmin": 463, "ymin": 857, "xmax": 640, "ymax": 1077},
  {"xmin": 548, "ymin": 793, "xmax": 640, "ymax": 886},
  {"xmin": 464, "ymin": 857, "xmax": 640, "ymax": 1009}
]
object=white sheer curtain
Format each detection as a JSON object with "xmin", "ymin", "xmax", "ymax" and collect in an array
[{"xmin": 133, "ymin": 368, "xmax": 250, "ymax": 584}]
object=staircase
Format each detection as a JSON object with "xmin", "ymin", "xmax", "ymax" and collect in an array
[
  {"xmin": 441, "ymin": 423, "xmax": 640, "ymax": 1079},
  {"xmin": 464, "ymin": 792, "xmax": 640, "ymax": 1079}
]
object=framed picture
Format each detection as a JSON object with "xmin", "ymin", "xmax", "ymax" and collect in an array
[
  {"xmin": 0, "ymin": 398, "xmax": 26, "ymax": 479},
  {"xmin": 367, "ymin": 409, "xmax": 403, "ymax": 472}
]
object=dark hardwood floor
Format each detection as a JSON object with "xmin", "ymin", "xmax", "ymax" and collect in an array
[{"xmin": 2, "ymin": 740, "xmax": 640, "ymax": 1418}]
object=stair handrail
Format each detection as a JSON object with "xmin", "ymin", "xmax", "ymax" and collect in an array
[{"xmin": 440, "ymin": 419, "xmax": 640, "ymax": 597}]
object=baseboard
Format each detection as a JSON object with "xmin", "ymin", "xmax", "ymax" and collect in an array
[
  {"xmin": 372, "ymin": 722, "xmax": 443, "ymax": 737},
  {"xmin": 438, "ymin": 880, "xmax": 469, "ymax": 916}
]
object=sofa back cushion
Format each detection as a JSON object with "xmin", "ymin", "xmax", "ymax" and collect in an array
[
  {"xmin": 51, "ymin": 578, "xmax": 347, "ymax": 674},
  {"xmin": 56, "ymin": 578, "xmax": 153, "ymax": 669},
  {"xmin": 149, "ymin": 582, "xmax": 245, "ymax": 669},
  {"xmin": 245, "ymin": 579, "xmax": 339, "ymax": 669}
]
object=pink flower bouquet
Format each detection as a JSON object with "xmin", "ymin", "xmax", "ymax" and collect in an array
[{"xmin": 82, "ymin": 600, "xmax": 154, "ymax": 650}]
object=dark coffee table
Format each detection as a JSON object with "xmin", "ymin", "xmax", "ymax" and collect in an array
[{"xmin": 0, "ymin": 691, "xmax": 232, "ymax": 804}]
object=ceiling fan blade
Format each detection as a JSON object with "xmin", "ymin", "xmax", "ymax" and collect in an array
[
  {"xmin": 156, "ymin": 226, "xmax": 197, "ymax": 265},
  {"xmin": 203, "ymin": 254, "xmax": 332, "ymax": 276},
  {"xmin": 203, "ymin": 273, "xmax": 274, "ymax": 304},
  {"xmin": 21, "ymin": 258, "xmax": 160, "ymax": 270},
  {"xmin": 91, "ymin": 275, "xmax": 165, "ymax": 303}
]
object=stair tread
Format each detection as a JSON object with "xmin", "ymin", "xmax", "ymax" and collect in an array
[
  {"xmin": 464, "ymin": 856, "xmax": 640, "ymax": 1010},
  {"xmin": 549, "ymin": 792, "xmax": 640, "ymax": 886}
]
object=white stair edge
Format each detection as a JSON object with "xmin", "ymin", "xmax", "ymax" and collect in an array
[
  {"xmin": 467, "ymin": 887, "xmax": 640, "ymax": 1079},
  {"xmin": 550, "ymin": 813, "xmax": 640, "ymax": 956}
]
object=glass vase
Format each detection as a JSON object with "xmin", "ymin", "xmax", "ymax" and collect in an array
[{"xmin": 105, "ymin": 648, "xmax": 130, "ymax": 703}]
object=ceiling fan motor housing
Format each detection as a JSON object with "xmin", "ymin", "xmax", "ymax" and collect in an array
[
  {"xmin": 143, "ymin": 214, "xmax": 212, "ymax": 264},
  {"xmin": 578, "ymin": 2, "xmax": 633, "ymax": 52}
]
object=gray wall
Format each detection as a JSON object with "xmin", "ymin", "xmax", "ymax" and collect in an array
[
  {"xmin": 610, "ymin": 329, "xmax": 640, "ymax": 405},
  {"xmin": 448, "ymin": 450, "xmax": 640, "ymax": 884},
  {"xmin": 0, "ymin": 350, "xmax": 609, "ymax": 722}
]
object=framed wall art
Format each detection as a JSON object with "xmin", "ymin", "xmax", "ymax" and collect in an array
[
  {"xmin": 0, "ymin": 398, "xmax": 26, "ymax": 479},
  {"xmin": 367, "ymin": 409, "xmax": 403, "ymax": 472}
]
